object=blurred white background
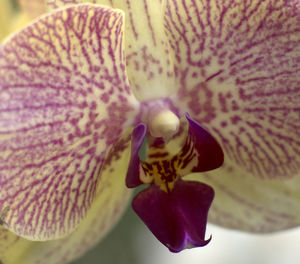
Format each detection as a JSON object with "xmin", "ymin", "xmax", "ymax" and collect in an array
[{"xmin": 136, "ymin": 223, "xmax": 300, "ymax": 264}]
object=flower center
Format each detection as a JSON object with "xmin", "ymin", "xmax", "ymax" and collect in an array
[
  {"xmin": 139, "ymin": 130, "xmax": 196, "ymax": 192},
  {"xmin": 147, "ymin": 109, "xmax": 180, "ymax": 138},
  {"xmin": 140, "ymin": 159, "xmax": 180, "ymax": 192}
]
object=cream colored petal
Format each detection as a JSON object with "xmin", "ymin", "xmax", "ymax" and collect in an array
[
  {"xmin": 0, "ymin": 4, "xmax": 139, "ymax": 240},
  {"xmin": 47, "ymin": 0, "xmax": 178, "ymax": 101},
  {"xmin": 165, "ymin": 0, "xmax": 300, "ymax": 233},
  {"xmin": 1, "ymin": 134, "xmax": 132, "ymax": 264},
  {"xmin": 165, "ymin": 0, "xmax": 300, "ymax": 180}
]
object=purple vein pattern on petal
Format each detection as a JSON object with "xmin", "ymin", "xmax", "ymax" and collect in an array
[
  {"xmin": 163, "ymin": 0, "xmax": 300, "ymax": 179},
  {"xmin": 48, "ymin": 0, "xmax": 179, "ymax": 100},
  {"xmin": 0, "ymin": 134, "xmax": 133, "ymax": 264},
  {"xmin": 48, "ymin": 1, "xmax": 300, "ymax": 179},
  {"xmin": 0, "ymin": 4, "xmax": 139, "ymax": 240}
]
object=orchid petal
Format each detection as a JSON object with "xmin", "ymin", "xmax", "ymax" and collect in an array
[
  {"xmin": 47, "ymin": 0, "xmax": 178, "ymax": 101},
  {"xmin": 132, "ymin": 179, "xmax": 214, "ymax": 252},
  {"xmin": 0, "ymin": 136, "xmax": 132, "ymax": 264},
  {"xmin": 187, "ymin": 158, "xmax": 300, "ymax": 232},
  {"xmin": 167, "ymin": 0, "xmax": 300, "ymax": 180},
  {"xmin": 0, "ymin": 4, "xmax": 139, "ymax": 240}
]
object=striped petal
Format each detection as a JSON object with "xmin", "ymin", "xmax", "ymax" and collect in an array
[
  {"xmin": 167, "ymin": 0, "xmax": 300, "ymax": 180},
  {"xmin": 0, "ymin": 4, "xmax": 139, "ymax": 240},
  {"xmin": 47, "ymin": 0, "xmax": 178, "ymax": 100},
  {"xmin": 0, "ymin": 136, "xmax": 132, "ymax": 264}
]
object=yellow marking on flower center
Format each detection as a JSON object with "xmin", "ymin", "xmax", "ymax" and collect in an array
[
  {"xmin": 139, "ymin": 131, "xmax": 198, "ymax": 192},
  {"xmin": 140, "ymin": 151, "xmax": 194, "ymax": 192}
]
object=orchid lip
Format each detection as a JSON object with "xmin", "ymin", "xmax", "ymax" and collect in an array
[
  {"xmin": 132, "ymin": 179, "xmax": 214, "ymax": 252},
  {"xmin": 126, "ymin": 113, "xmax": 223, "ymax": 252}
]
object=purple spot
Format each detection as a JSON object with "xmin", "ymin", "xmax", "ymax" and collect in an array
[{"xmin": 100, "ymin": 93, "xmax": 109, "ymax": 103}]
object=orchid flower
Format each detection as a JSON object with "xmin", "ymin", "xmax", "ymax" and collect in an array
[{"xmin": 1, "ymin": 0, "xmax": 300, "ymax": 263}]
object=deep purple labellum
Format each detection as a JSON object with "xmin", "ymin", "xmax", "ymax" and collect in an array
[
  {"xmin": 132, "ymin": 179, "xmax": 214, "ymax": 252},
  {"xmin": 126, "ymin": 114, "xmax": 224, "ymax": 252}
]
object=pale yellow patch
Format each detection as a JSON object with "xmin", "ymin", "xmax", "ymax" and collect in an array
[
  {"xmin": 0, "ymin": 4, "xmax": 36, "ymax": 43},
  {"xmin": 48, "ymin": 0, "xmax": 178, "ymax": 101},
  {"xmin": 0, "ymin": 0, "xmax": 13, "ymax": 41},
  {"xmin": 19, "ymin": 0, "xmax": 47, "ymax": 19},
  {"xmin": 148, "ymin": 110, "xmax": 180, "ymax": 138}
]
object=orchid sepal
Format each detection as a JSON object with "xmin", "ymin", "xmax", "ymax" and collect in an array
[
  {"xmin": 0, "ymin": 132, "xmax": 133, "ymax": 264},
  {"xmin": 0, "ymin": 3, "xmax": 139, "ymax": 241}
]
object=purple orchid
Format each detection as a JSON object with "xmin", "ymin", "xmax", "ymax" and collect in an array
[{"xmin": 0, "ymin": 0, "xmax": 300, "ymax": 263}]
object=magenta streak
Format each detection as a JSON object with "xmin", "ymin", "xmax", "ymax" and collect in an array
[
  {"xmin": 143, "ymin": 0, "xmax": 157, "ymax": 46},
  {"xmin": 205, "ymin": 70, "xmax": 224, "ymax": 82},
  {"xmin": 126, "ymin": 0, "xmax": 138, "ymax": 40}
]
